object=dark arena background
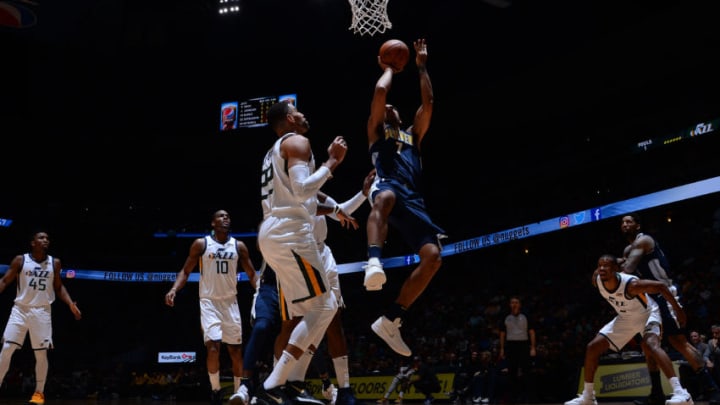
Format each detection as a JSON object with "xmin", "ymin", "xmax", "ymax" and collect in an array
[{"xmin": 2, "ymin": 0, "xmax": 720, "ymax": 403}]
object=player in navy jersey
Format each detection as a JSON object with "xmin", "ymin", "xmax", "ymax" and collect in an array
[
  {"xmin": 241, "ymin": 261, "xmax": 282, "ymax": 400},
  {"xmin": 620, "ymin": 213, "xmax": 720, "ymax": 405},
  {"xmin": 0, "ymin": 231, "xmax": 82, "ymax": 405},
  {"xmin": 165, "ymin": 210, "xmax": 258, "ymax": 405},
  {"xmin": 363, "ymin": 38, "xmax": 445, "ymax": 357}
]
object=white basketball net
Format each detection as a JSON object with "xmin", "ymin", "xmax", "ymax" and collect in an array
[{"xmin": 348, "ymin": 0, "xmax": 392, "ymax": 37}]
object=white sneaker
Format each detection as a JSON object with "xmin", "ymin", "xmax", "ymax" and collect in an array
[
  {"xmin": 666, "ymin": 389, "xmax": 693, "ymax": 405},
  {"xmin": 372, "ymin": 316, "xmax": 411, "ymax": 356},
  {"xmin": 323, "ymin": 383, "xmax": 338, "ymax": 405},
  {"xmin": 229, "ymin": 384, "xmax": 250, "ymax": 405},
  {"xmin": 564, "ymin": 394, "xmax": 597, "ymax": 405},
  {"xmin": 363, "ymin": 258, "xmax": 386, "ymax": 291}
]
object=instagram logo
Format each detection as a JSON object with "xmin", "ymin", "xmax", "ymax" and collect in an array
[{"xmin": 559, "ymin": 216, "xmax": 570, "ymax": 229}]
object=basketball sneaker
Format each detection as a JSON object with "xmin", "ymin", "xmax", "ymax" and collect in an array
[
  {"xmin": 230, "ymin": 384, "xmax": 251, "ymax": 405},
  {"xmin": 666, "ymin": 389, "xmax": 693, "ymax": 405},
  {"xmin": 564, "ymin": 394, "xmax": 597, "ymax": 405},
  {"xmin": 255, "ymin": 385, "xmax": 292, "ymax": 405},
  {"xmin": 336, "ymin": 387, "xmax": 357, "ymax": 405},
  {"xmin": 285, "ymin": 381, "xmax": 325, "ymax": 405},
  {"xmin": 323, "ymin": 383, "xmax": 338, "ymax": 404},
  {"xmin": 29, "ymin": 392, "xmax": 45, "ymax": 405},
  {"xmin": 372, "ymin": 316, "xmax": 411, "ymax": 356},
  {"xmin": 363, "ymin": 258, "xmax": 386, "ymax": 291},
  {"xmin": 210, "ymin": 389, "xmax": 224, "ymax": 405}
]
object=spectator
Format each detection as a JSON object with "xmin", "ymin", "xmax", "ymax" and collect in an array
[
  {"xmin": 708, "ymin": 326, "xmax": 720, "ymax": 388},
  {"xmin": 469, "ymin": 350, "xmax": 497, "ymax": 404},
  {"xmin": 377, "ymin": 357, "xmax": 419, "ymax": 404},
  {"xmin": 411, "ymin": 356, "xmax": 441, "ymax": 405}
]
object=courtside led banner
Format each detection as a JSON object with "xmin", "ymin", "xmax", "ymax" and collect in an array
[
  {"xmin": 158, "ymin": 352, "xmax": 196, "ymax": 363},
  {"xmin": 576, "ymin": 362, "xmax": 680, "ymax": 398},
  {"xmin": 2, "ymin": 175, "xmax": 719, "ymax": 280}
]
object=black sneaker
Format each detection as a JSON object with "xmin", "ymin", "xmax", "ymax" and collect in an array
[
  {"xmin": 633, "ymin": 394, "xmax": 666, "ymax": 405},
  {"xmin": 211, "ymin": 389, "xmax": 225, "ymax": 405},
  {"xmin": 285, "ymin": 381, "xmax": 325, "ymax": 405},
  {"xmin": 336, "ymin": 387, "xmax": 357, "ymax": 405},
  {"xmin": 256, "ymin": 385, "xmax": 292, "ymax": 405}
]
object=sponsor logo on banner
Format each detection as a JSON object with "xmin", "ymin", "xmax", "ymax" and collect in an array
[{"xmin": 158, "ymin": 352, "xmax": 197, "ymax": 363}]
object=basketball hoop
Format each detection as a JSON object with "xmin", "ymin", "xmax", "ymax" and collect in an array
[{"xmin": 348, "ymin": 0, "xmax": 392, "ymax": 37}]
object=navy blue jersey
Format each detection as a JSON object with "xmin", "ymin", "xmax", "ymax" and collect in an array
[
  {"xmin": 635, "ymin": 238, "xmax": 682, "ymax": 335},
  {"xmin": 634, "ymin": 238, "xmax": 673, "ymax": 286},
  {"xmin": 368, "ymin": 125, "xmax": 445, "ymax": 251},
  {"xmin": 370, "ymin": 125, "xmax": 423, "ymax": 192}
]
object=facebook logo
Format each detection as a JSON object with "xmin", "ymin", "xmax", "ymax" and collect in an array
[
  {"xmin": 404, "ymin": 255, "xmax": 420, "ymax": 265},
  {"xmin": 591, "ymin": 208, "xmax": 602, "ymax": 222}
]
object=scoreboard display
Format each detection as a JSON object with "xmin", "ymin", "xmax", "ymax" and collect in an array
[{"xmin": 220, "ymin": 94, "xmax": 296, "ymax": 131}]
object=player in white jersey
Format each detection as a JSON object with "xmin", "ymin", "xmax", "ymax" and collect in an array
[
  {"xmin": 165, "ymin": 210, "xmax": 258, "ymax": 405},
  {"xmin": 0, "ymin": 231, "xmax": 82, "ymax": 405},
  {"xmin": 619, "ymin": 212, "xmax": 720, "ymax": 405},
  {"xmin": 565, "ymin": 254, "xmax": 693, "ymax": 405},
  {"xmin": 306, "ymin": 175, "xmax": 373, "ymax": 405},
  {"xmin": 255, "ymin": 100, "xmax": 347, "ymax": 405},
  {"xmin": 274, "ymin": 171, "xmax": 374, "ymax": 405}
]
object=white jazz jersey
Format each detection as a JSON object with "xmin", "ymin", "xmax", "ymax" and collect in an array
[
  {"xmin": 198, "ymin": 236, "xmax": 240, "ymax": 300},
  {"xmin": 258, "ymin": 133, "xmax": 331, "ymax": 313},
  {"xmin": 597, "ymin": 272, "xmax": 656, "ymax": 318},
  {"xmin": 15, "ymin": 253, "xmax": 56, "ymax": 307},
  {"xmin": 596, "ymin": 272, "xmax": 661, "ymax": 351},
  {"xmin": 259, "ymin": 133, "xmax": 317, "ymax": 223}
]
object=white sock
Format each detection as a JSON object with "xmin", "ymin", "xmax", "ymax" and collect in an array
[
  {"xmin": 288, "ymin": 350, "xmax": 313, "ymax": 382},
  {"xmin": 209, "ymin": 371, "xmax": 221, "ymax": 391},
  {"xmin": 669, "ymin": 376, "xmax": 682, "ymax": 392},
  {"xmin": 34, "ymin": 350, "xmax": 48, "ymax": 393},
  {"xmin": 264, "ymin": 351, "xmax": 297, "ymax": 389},
  {"xmin": 333, "ymin": 356, "xmax": 350, "ymax": 388}
]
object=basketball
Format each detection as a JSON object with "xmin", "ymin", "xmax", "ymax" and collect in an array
[{"xmin": 379, "ymin": 39, "xmax": 410, "ymax": 71}]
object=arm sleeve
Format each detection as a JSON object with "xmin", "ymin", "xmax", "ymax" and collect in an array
[
  {"xmin": 288, "ymin": 164, "xmax": 333, "ymax": 202},
  {"xmin": 338, "ymin": 191, "xmax": 368, "ymax": 215},
  {"xmin": 326, "ymin": 191, "xmax": 367, "ymax": 221}
]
